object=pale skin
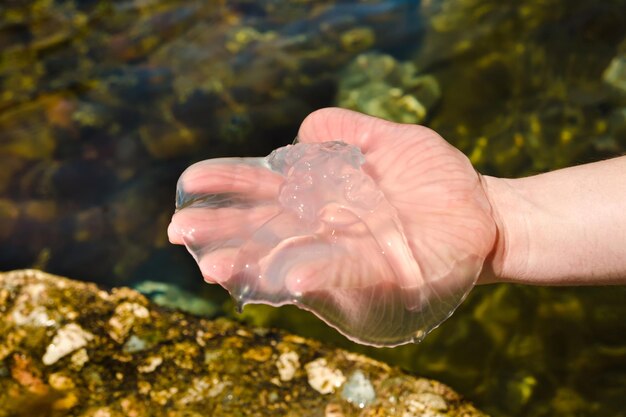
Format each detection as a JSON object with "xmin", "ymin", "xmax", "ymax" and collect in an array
[
  {"xmin": 168, "ymin": 107, "xmax": 626, "ymax": 288},
  {"xmin": 481, "ymin": 156, "xmax": 626, "ymax": 285}
]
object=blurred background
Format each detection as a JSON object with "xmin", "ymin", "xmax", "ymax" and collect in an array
[{"xmin": 1, "ymin": 0, "xmax": 625, "ymax": 415}]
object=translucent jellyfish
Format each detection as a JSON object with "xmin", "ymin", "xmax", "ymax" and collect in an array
[{"xmin": 170, "ymin": 141, "xmax": 487, "ymax": 347}]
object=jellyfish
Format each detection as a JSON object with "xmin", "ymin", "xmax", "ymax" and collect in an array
[{"xmin": 168, "ymin": 138, "xmax": 494, "ymax": 347}]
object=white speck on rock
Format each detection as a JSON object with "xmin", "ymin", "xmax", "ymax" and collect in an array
[
  {"xmin": 267, "ymin": 391, "xmax": 279, "ymax": 402},
  {"xmin": 305, "ymin": 358, "xmax": 346, "ymax": 395},
  {"xmin": 341, "ymin": 370, "xmax": 376, "ymax": 408},
  {"xmin": 178, "ymin": 377, "xmax": 230, "ymax": 405},
  {"xmin": 24, "ymin": 282, "xmax": 48, "ymax": 300},
  {"xmin": 70, "ymin": 348, "xmax": 89, "ymax": 370},
  {"xmin": 402, "ymin": 392, "xmax": 449, "ymax": 417},
  {"xmin": 604, "ymin": 55, "xmax": 626, "ymax": 93},
  {"xmin": 43, "ymin": 323, "xmax": 94, "ymax": 366},
  {"xmin": 138, "ymin": 356, "xmax": 163, "ymax": 373},
  {"xmin": 12, "ymin": 306, "xmax": 56, "ymax": 327},
  {"xmin": 107, "ymin": 302, "xmax": 150, "ymax": 343},
  {"xmin": 414, "ymin": 392, "xmax": 448, "ymax": 411},
  {"xmin": 207, "ymin": 378, "xmax": 229, "ymax": 398},
  {"xmin": 276, "ymin": 351, "xmax": 300, "ymax": 381},
  {"xmin": 123, "ymin": 334, "xmax": 149, "ymax": 353}
]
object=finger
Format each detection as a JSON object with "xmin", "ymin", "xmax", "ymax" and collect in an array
[
  {"xmin": 167, "ymin": 205, "xmax": 280, "ymax": 245},
  {"xmin": 298, "ymin": 108, "xmax": 452, "ymax": 161},
  {"xmin": 177, "ymin": 158, "xmax": 282, "ymax": 206},
  {"xmin": 278, "ymin": 235, "xmax": 389, "ymax": 295},
  {"xmin": 198, "ymin": 247, "xmax": 238, "ymax": 284},
  {"xmin": 281, "ymin": 241, "xmax": 409, "ymax": 343}
]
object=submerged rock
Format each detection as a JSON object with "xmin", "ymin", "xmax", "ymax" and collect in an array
[
  {"xmin": 416, "ymin": 0, "xmax": 626, "ymax": 177},
  {"xmin": 603, "ymin": 52, "xmax": 626, "ymax": 95},
  {"xmin": 0, "ymin": 0, "xmax": 424, "ymax": 286},
  {"xmin": 0, "ymin": 269, "xmax": 487, "ymax": 417},
  {"xmin": 133, "ymin": 280, "xmax": 219, "ymax": 317},
  {"xmin": 337, "ymin": 52, "xmax": 440, "ymax": 124}
]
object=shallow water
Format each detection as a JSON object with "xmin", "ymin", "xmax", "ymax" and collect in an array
[{"xmin": 1, "ymin": 0, "xmax": 626, "ymax": 416}]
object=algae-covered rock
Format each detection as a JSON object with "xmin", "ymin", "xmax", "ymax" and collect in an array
[
  {"xmin": 337, "ymin": 52, "xmax": 440, "ymax": 124},
  {"xmin": 0, "ymin": 269, "xmax": 487, "ymax": 417}
]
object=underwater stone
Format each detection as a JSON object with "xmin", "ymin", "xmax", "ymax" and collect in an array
[
  {"xmin": 69, "ymin": 348, "xmax": 90, "ymax": 370},
  {"xmin": 409, "ymin": 392, "xmax": 449, "ymax": 411},
  {"xmin": 134, "ymin": 280, "xmax": 218, "ymax": 317},
  {"xmin": 138, "ymin": 356, "xmax": 164, "ymax": 373},
  {"xmin": 341, "ymin": 370, "xmax": 376, "ymax": 408},
  {"xmin": 107, "ymin": 301, "xmax": 150, "ymax": 344},
  {"xmin": 603, "ymin": 54, "xmax": 626, "ymax": 94},
  {"xmin": 123, "ymin": 334, "xmax": 150, "ymax": 353},
  {"xmin": 48, "ymin": 372, "xmax": 76, "ymax": 391},
  {"xmin": 42, "ymin": 323, "xmax": 94, "ymax": 366},
  {"xmin": 337, "ymin": 52, "xmax": 440, "ymax": 124},
  {"xmin": 305, "ymin": 358, "xmax": 346, "ymax": 395},
  {"xmin": 276, "ymin": 350, "xmax": 300, "ymax": 382}
]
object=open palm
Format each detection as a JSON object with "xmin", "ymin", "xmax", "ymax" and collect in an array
[{"xmin": 168, "ymin": 108, "xmax": 496, "ymax": 346}]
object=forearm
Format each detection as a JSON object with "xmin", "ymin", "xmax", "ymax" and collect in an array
[{"xmin": 480, "ymin": 156, "xmax": 626, "ymax": 285}]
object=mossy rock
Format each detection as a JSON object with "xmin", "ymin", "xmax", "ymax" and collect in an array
[{"xmin": 0, "ymin": 269, "xmax": 487, "ymax": 417}]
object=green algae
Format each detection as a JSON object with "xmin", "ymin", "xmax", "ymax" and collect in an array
[{"xmin": 337, "ymin": 52, "xmax": 440, "ymax": 124}]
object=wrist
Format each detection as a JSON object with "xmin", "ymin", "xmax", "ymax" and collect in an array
[{"xmin": 478, "ymin": 175, "xmax": 531, "ymax": 285}]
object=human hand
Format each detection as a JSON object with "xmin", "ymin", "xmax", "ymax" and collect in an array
[{"xmin": 168, "ymin": 108, "xmax": 496, "ymax": 346}]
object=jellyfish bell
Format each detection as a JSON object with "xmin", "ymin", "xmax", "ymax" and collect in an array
[{"xmin": 169, "ymin": 141, "xmax": 486, "ymax": 347}]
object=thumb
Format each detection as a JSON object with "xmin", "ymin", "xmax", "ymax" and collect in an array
[{"xmin": 297, "ymin": 108, "xmax": 404, "ymax": 153}]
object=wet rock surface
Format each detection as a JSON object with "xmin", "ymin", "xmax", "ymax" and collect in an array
[{"xmin": 0, "ymin": 269, "xmax": 487, "ymax": 417}]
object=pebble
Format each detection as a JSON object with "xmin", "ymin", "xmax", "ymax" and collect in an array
[
  {"xmin": 341, "ymin": 370, "xmax": 376, "ymax": 408},
  {"xmin": 42, "ymin": 323, "xmax": 95, "ymax": 365},
  {"xmin": 305, "ymin": 358, "xmax": 346, "ymax": 395},
  {"xmin": 276, "ymin": 351, "xmax": 300, "ymax": 382}
]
